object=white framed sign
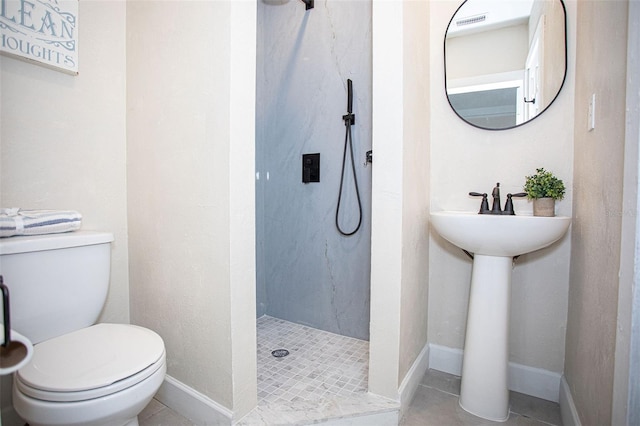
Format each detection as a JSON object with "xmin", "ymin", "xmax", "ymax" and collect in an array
[{"xmin": 0, "ymin": 0, "xmax": 78, "ymax": 75}]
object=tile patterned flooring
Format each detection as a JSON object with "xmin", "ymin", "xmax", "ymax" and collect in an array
[
  {"xmin": 140, "ymin": 316, "xmax": 562, "ymax": 425},
  {"xmin": 238, "ymin": 316, "xmax": 397, "ymax": 424},
  {"xmin": 139, "ymin": 398, "xmax": 196, "ymax": 426},
  {"xmin": 401, "ymin": 369, "xmax": 563, "ymax": 426},
  {"xmin": 255, "ymin": 315, "xmax": 370, "ymax": 405}
]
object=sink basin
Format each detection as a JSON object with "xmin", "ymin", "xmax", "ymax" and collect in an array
[
  {"xmin": 429, "ymin": 210, "xmax": 570, "ymax": 421},
  {"xmin": 430, "ymin": 211, "xmax": 571, "ymax": 256}
]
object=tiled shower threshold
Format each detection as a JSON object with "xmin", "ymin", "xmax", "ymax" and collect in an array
[{"xmin": 237, "ymin": 316, "xmax": 399, "ymax": 425}]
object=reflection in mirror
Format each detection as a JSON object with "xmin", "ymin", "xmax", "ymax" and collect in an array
[{"xmin": 444, "ymin": 0, "xmax": 567, "ymax": 130}]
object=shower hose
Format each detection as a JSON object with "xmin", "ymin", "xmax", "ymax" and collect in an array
[{"xmin": 336, "ymin": 79, "xmax": 363, "ymax": 236}]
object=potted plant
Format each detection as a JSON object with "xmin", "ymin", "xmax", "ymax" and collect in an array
[{"xmin": 523, "ymin": 168, "xmax": 566, "ymax": 217}]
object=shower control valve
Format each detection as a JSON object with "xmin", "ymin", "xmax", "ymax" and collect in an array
[
  {"xmin": 302, "ymin": 153, "xmax": 320, "ymax": 184},
  {"xmin": 364, "ymin": 150, "xmax": 372, "ymax": 166}
]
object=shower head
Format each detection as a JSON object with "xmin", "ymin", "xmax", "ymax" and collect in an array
[{"xmin": 261, "ymin": 0, "xmax": 313, "ymax": 10}]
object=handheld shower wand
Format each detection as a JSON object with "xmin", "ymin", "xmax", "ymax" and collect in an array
[
  {"xmin": 343, "ymin": 79, "xmax": 355, "ymax": 126},
  {"xmin": 347, "ymin": 79, "xmax": 353, "ymax": 114},
  {"xmin": 336, "ymin": 79, "xmax": 362, "ymax": 236}
]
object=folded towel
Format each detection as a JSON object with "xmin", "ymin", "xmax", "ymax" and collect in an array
[{"xmin": 0, "ymin": 208, "xmax": 82, "ymax": 238}]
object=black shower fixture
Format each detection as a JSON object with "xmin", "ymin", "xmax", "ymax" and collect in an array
[{"xmin": 301, "ymin": 0, "xmax": 313, "ymax": 10}]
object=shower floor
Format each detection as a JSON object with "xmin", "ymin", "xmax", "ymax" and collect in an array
[
  {"xmin": 238, "ymin": 316, "xmax": 399, "ymax": 425},
  {"xmin": 257, "ymin": 315, "xmax": 369, "ymax": 404}
]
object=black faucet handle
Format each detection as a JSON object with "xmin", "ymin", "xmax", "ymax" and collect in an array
[
  {"xmin": 469, "ymin": 192, "xmax": 490, "ymax": 214},
  {"xmin": 503, "ymin": 193, "xmax": 528, "ymax": 215}
]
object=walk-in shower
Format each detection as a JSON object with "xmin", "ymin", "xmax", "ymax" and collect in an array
[
  {"xmin": 256, "ymin": 0, "xmax": 372, "ymax": 340},
  {"xmin": 254, "ymin": 0, "xmax": 373, "ymax": 418}
]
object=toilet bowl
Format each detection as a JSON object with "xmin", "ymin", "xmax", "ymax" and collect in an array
[
  {"xmin": 12, "ymin": 324, "xmax": 166, "ymax": 426},
  {"xmin": 0, "ymin": 231, "xmax": 167, "ymax": 426}
]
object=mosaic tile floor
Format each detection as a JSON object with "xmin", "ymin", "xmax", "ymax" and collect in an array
[
  {"xmin": 142, "ymin": 368, "xmax": 561, "ymax": 426},
  {"xmin": 141, "ymin": 317, "xmax": 559, "ymax": 425},
  {"xmin": 256, "ymin": 315, "xmax": 369, "ymax": 406},
  {"xmin": 236, "ymin": 316, "xmax": 398, "ymax": 424}
]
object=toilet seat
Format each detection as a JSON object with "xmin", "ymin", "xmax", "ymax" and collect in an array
[{"xmin": 15, "ymin": 323, "xmax": 165, "ymax": 403}]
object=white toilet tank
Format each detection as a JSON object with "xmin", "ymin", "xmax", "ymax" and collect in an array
[{"xmin": 0, "ymin": 231, "xmax": 114, "ymax": 344}]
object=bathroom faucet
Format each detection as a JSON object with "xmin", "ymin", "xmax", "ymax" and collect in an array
[
  {"xmin": 469, "ymin": 183, "xmax": 527, "ymax": 215},
  {"xmin": 491, "ymin": 183, "xmax": 502, "ymax": 214}
]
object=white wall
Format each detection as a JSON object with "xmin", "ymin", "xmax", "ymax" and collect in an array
[
  {"xmin": 369, "ymin": 0, "xmax": 404, "ymax": 398},
  {"xmin": 0, "ymin": 1, "xmax": 128, "ymax": 421},
  {"xmin": 428, "ymin": 0, "xmax": 575, "ymax": 375},
  {"xmin": 399, "ymin": 0, "xmax": 431, "ymax": 387},
  {"xmin": 446, "ymin": 24, "xmax": 528, "ymax": 80},
  {"xmin": 0, "ymin": 0, "xmax": 129, "ymax": 325},
  {"xmin": 369, "ymin": 0, "xmax": 430, "ymax": 400},
  {"xmin": 530, "ymin": 0, "xmax": 567, "ymax": 106},
  {"xmin": 127, "ymin": 0, "xmax": 257, "ymax": 420}
]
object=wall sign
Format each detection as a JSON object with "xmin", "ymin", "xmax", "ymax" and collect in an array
[{"xmin": 0, "ymin": 0, "xmax": 78, "ymax": 74}]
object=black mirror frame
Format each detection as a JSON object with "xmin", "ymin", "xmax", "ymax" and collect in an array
[{"xmin": 444, "ymin": 0, "xmax": 568, "ymax": 131}]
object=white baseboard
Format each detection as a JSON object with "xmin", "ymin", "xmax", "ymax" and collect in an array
[
  {"xmin": 428, "ymin": 343, "xmax": 464, "ymax": 376},
  {"xmin": 155, "ymin": 375, "xmax": 233, "ymax": 426},
  {"xmin": 559, "ymin": 375, "xmax": 582, "ymax": 426},
  {"xmin": 428, "ymin": 344, "xmax": 561, "ymax": 402},
  {"xmin": 509, "ymin": 362, "xmax": 561, "ymax": 402},
  {"xmin": 397, "ymin": 343, "xmax": 430, "ymax": 418}
]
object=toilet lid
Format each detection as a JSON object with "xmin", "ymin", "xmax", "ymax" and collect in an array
[{"xmin": 17, "ymin": 323, "xmax": 165, "ymax": 393}]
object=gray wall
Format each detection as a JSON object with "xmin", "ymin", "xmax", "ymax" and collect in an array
[{"xmin": 256, "ymin": 0, "xmax": 372, "ymax": 340}]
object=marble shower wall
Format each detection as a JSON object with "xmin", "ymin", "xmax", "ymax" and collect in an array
[{"xmin": 256, "ymin": 0, "xmax": 372, "ymax": 340}]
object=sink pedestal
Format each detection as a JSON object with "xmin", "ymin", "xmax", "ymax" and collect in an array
[
  {"xmin": 429, "ymin": 211, "xmax": 571, "ymax": 422},
  {"xmin": 459, "ymin": 254, "xmax": 512, "ymax": 422}
]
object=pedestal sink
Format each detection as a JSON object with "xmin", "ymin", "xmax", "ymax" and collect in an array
[{"xmin": 430, "ymin": 211, "xmax": 571, "ymax": 421}]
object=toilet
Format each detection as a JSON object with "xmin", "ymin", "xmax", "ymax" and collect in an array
[{"xmin": 0, "ymin": 231, "xmax": 166, "ymax": 426}]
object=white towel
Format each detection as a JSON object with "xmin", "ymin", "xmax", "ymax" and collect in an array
[{"xmin": 0, "ymin": 208, "xmax": 82, "ymax": 238}]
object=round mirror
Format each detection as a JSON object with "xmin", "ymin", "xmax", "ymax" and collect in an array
[{"xmin": 444, "ymin": 0, "xmax": 567, "ymax": 130}]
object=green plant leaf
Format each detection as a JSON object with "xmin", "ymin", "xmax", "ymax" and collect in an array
[{"xmin": 524, "ymin": 168, "xmax": 565, "ymax": 200}]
